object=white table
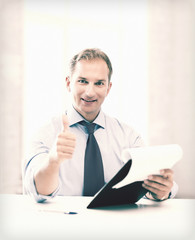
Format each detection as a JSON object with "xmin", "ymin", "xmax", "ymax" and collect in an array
[{"xmin": 0, "ymin": 194, "xmax": 194, "ymax": 240}]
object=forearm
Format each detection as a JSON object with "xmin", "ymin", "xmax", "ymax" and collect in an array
[
  {"xmin": 25, "ymin": 115, "xmax": 76, "ymax": 198},
  {"xmin": 34, "ymin": 156, "xmax": 60, "ymax": 196}
]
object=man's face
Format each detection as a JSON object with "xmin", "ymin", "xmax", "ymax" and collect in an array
[{"xmin": 66, "ymin": 59, "xmax": 112, "ymax": 122}]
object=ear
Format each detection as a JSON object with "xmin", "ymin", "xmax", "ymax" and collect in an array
[
  {"xmin": 66, "ymin": 76, "xmax": 71, "ymax": 92},
  {"xmin": 106, "ymin": 82, "xmax": 112, "ymax": 96}
]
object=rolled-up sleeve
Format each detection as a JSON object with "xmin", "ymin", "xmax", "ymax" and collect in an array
[
  {"xmin": 23, "ymin": 152, "xmax": 61, "ymax": 202},
  {"xmin": 23, "ymin": 116, "xmax": 62, "ymax": 202}
]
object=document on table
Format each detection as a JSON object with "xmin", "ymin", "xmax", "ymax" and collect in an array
[{"xmin": 113, "ymin": 144, "xmax": 183, "ymax": 189}]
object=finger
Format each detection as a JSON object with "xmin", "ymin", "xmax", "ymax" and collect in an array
[
  {"xmin": 142, "ymin": 182, "xmax": 166, "ymax": 194},
  {"xmin": 142, "ymin": 180, "xmax": 169, "ymax": 196},
  {"xmin": 142, "ymin": 183, "xmax": 167, "ymax": 200},
  {"xmin": 57, "ymin": 145, "xmax": 75, "ymax": 154},
  {"xmin": 57, "ymin": 139, "xmax": 76, "ymax": 149},
  {"xmin": 62, "ymin": 114, "xmax": 70, "ymax": 132},
  {"xmin": 147, "ymin": 175, "xmax": 171, "ymax": 185},
  {"xmin": 144, "ymin": 178, "xmax": 170, "ymax": 189},
  {"xmin": 58, "ymin": 132, "xmax": 76, "ymax": 143},
  {"xmin": 58, "ymin": 152, "xmax": 73, "ymax": 160}
]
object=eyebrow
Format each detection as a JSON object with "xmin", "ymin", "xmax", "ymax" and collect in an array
[
  {"xmin": 78, "ymin": 77, "xmax": 87, "ymax": 80},
  {"xmin": 78, "ymin": 77, "xmax": 106, "ymax": 82}
]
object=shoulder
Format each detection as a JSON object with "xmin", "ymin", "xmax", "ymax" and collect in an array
[
  {"xmin": 32, "ymin": 114, "xmax": 63, "ymax": 142},
  {"xmin": 104, "ymin": 113, "xmax": 135, "ymax": 132},
  {"xmin": 104, "ymin": 113, "xmax": 145, "ymax": 147}
]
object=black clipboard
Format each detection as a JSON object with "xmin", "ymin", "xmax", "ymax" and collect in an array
[{"xmin": 87, "ymin": 159, "xmax": 148, "ymax": 209}]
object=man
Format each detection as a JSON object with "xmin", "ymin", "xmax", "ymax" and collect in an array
[{"xmin": 23, "ymin": 48, "xmax": 177, "ymax": 202}]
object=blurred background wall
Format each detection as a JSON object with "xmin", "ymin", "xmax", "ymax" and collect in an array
[
  {"xmin": 0, "ymin": 0, "xmax": 194, "ymax": 198},
  {"xmin": 0, "ymin": 0, "xmax": 23, "ymax": 193},
  {"xmin": 148, "ymin": 0, "xmax": 195, "ymax": 198}
]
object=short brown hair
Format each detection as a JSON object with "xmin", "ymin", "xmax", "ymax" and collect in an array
[{"xmin": 69, "ymin": 48, "xmax": 113, "ymax": 81}]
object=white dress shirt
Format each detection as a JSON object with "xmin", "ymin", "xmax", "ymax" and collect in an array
[{"xmin": 23, "ymin": 106, "xmax": 178, "ymax": 202}]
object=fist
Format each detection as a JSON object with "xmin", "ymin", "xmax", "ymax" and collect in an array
[{"xmin": 50, "ymin": 115, "xmax": 76, "ymax": 164}]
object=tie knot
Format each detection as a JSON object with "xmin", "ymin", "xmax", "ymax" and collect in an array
[
  {"xmin": 79, "ymin": 121, "xmax": 96, "ymax": 134},
  {"xmin": 86, "ymin": 123, "xmax": 96, "ymax": 134}
]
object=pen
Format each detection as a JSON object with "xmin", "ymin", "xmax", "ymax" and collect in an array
[{"xmin": 39, "ymin": 209, "xmax": 78, "ymax": 214}]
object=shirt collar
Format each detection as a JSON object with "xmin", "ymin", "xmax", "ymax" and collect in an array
[
  {"xmin": 66, "ymin": 105, "xmax": 105, "ymax": 129},
  {"xmin": 93, "ymin": 109, "xmax": 105, "ymax": 129}
]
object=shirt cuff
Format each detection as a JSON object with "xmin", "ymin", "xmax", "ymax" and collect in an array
[
  {"xmin": 168, "ymin": 180, "xmax": 179, "ymax": 199},
  {"xmin": 35, "ymin": 182, "xmax": 61, "ymax": 203}
]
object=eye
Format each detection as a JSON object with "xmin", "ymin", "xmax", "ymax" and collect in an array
[
  {"xmin": 95, "ymin": 81, "xmax": 105, "ymax": 86},
  {"xmin": 78, "ymin": 79, "xmax": 88, "ymax": 84}
]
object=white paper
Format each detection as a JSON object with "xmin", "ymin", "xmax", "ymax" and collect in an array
[{"xmin": 113, "ymin": 144, "xmax": 183, "ymax": 189}]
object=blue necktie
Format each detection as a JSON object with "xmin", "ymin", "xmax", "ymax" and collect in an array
[{"xmin": 80, "ymin": 121, "xmax": 105, "ymax": 196}]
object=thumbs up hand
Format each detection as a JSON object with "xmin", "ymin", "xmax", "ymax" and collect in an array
[{"xmin": 51, "ymin": 115, "xmax": 76, "ymax": 164}]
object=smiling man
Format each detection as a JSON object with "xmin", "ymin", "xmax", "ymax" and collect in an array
[
  {"xmin": 23, "ymin": 48, "xmax": 177, "ymax": 202},
  {"xmin": 66, "ymin": 57, "xmax": 112, "ymax": 122}
]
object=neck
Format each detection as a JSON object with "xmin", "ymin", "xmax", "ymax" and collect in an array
[{"xmin": 72, "ymin": 105, "xmax": 100, "ymax": 122}]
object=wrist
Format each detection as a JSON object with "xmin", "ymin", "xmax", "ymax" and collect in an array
[
  {"xmin": 145, "ymin": 192, "xmax": 169, "ymax": 201},
  {"xmin": 48, "ymin": 155, "xmax": 61, "ymax": 170}
]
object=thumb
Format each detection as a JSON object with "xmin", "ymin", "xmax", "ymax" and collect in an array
[{"xmin": 62, "ymin": 114, "xmax": 70, "ymax": 132}]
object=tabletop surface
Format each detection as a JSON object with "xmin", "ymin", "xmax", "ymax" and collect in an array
[{"xmin": 0, "ymin": 194, "xmax": 194, "ymax": 240}]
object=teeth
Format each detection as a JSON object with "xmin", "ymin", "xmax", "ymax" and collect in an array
[{"xmin": 82, "ymin": 98, "xmax": 96, "ymax": 102}]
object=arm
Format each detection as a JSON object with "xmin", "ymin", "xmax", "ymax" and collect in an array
[{"xmin": 34, "ymin": 115, "xmax": 76, "ymax": 196}]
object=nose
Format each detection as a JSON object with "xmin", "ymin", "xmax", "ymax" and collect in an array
[{"xmin": 85, "ymin": 83, "xmax": 95, "ymax": 97}]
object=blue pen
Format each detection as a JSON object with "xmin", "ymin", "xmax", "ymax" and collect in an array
[
  {"xmin": 39, "ymin": 209, "xmax": 78, "ymax": 214},
  {"xmin": 64, "ymin": 211, "xmax": 78, "ymax": 215}
]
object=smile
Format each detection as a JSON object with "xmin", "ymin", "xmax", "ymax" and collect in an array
[{"xmin": 81, "ymin": 98, "xmax": 97, "ymax": 103}]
